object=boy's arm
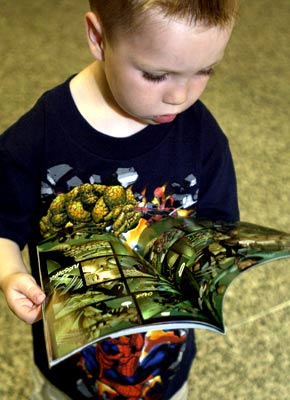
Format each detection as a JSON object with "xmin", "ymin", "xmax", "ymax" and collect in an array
[{"xmin": 0, "ymin": 238, "xmax": 45, "ymax": 324}]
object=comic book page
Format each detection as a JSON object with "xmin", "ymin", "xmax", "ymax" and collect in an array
[
  {"xmin": 137, "ymin": 218, "xmax": 290, "ymax": 331},
  {"xmin": 37, "ymin": 225, "xmax": 220, "ymax": 367},
  {"xmin": 37, "ymin": 218, "xmax": 290, "ymax": 367}
]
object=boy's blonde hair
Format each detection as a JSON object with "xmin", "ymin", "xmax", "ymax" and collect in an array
[{"xmin": 89, "ymin": 0, "xmax": 239, "ymax": 42}]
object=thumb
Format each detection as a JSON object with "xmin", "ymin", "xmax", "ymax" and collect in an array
[
  {"xmin": 16, "ymin": 274, "xmax": 46, "ymax": 305},
  {"xmin": 14, "ymin": 273, "xmax": 45, "ymax": 305},
  {"xmin": 3, "ymin": 273, "xmax": 46, "ymax": 324}
]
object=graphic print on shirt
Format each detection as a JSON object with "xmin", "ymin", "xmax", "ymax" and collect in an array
[
  {"xmin": 77, "ymin": 330, "xmax": 188, "ymax": 399},
  {"xmin": 39, "ymin": 164, "xmax": 197, "ymax": 399},
  {"xmin": 40, "ymin": 164, "xmax": 199, "ymax": 239}
]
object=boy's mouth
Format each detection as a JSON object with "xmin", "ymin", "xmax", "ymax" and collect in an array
[{"xmin": 152, "ymin": 114, "xmax": 177, "ymax": 123}]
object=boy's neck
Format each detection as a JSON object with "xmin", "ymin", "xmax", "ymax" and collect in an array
[{"xmin": 70, "ymin": 62, "xmax": 148, "ymax": 138}]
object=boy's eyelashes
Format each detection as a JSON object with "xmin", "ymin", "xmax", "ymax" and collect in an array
[
  {"xmin": 142, "ymin": 71, "xmax": 168, "ymax": 83},
  {"xmin": 142, "ymin": 68, "xmax": 215, "ymax": 83}
]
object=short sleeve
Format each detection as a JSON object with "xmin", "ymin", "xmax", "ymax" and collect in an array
[{"xmin": 0, "ymin": 100, "xmax": 45, "ymax": 248}]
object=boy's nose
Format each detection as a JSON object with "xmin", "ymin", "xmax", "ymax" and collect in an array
[{"xmin": 163, "ymin": 83, "xmax": 189, "ymax": 106}]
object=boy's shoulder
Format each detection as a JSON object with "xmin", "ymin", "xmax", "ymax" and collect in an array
[{"xmin": 40, "ymin": 75, "xmax": 75, "ymax": 106}]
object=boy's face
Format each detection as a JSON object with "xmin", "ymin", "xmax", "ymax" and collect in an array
[{"xmin": 96, "ymin": 14, "xmax": 233, "ymax": 126}]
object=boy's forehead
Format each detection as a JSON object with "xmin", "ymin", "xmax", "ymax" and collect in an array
[
  {"xmin": 114, "ymin": 16, "xmax": 232, "ymax": 72},
  {"xmin": 122, "ymin": 13, "xmax": 232, "ymax": 51}
]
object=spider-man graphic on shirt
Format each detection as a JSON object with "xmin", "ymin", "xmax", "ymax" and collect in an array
[{"xmin": 78, "ymin": 329, "xmax": 188, "ymax": 399}]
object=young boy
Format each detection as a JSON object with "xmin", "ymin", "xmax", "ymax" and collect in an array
[{"xmin": 0, "ymin": 0, "xmax": 239, "ymax": 399}]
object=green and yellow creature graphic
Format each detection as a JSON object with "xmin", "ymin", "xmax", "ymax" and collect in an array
[{"xmin": 40, "ymin": 184, "xmax": 142, "ymax": 238}]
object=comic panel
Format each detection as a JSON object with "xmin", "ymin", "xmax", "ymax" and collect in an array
[
  {"xmin": 81, "ymin": 256, "xmax": 122, "ymax": 286},
  {"xmin": 47, "ymin": 292, "xmax": 142, "ymax": 360},
  {"xmin": 135, "ymin": 290, "xmax": 197, "ymax": 321},
  {"xmin": 116, "ymin": 255, "xmax": 158, "ymax": 278}
]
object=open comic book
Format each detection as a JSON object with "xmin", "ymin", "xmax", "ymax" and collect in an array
[{"xmin": 37, "ymin": 216, "xmax": 290, "ymax": 367}]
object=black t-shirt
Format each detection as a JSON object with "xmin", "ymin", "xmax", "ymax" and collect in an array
[{"xmin": 0, "ymin": 76, "xmax": 239, "ymax": 399}]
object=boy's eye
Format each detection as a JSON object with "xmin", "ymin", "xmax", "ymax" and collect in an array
[{"xmin": 142, "ymin": 71, "xmax": 167, "ymax": 83}]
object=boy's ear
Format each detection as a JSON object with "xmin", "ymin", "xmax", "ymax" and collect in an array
[{"xmin": 85, "ymin": 12, "xmax": 105, "ymax": 61}]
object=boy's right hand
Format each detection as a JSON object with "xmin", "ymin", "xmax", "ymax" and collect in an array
[{"xmin": 1, "ymin": 272, "xmax": 46, "ymax": 324}]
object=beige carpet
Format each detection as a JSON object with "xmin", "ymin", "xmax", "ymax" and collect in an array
[{"xmin": 0, "ymin": 0, "xmax": 289, "ymax": 399}]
